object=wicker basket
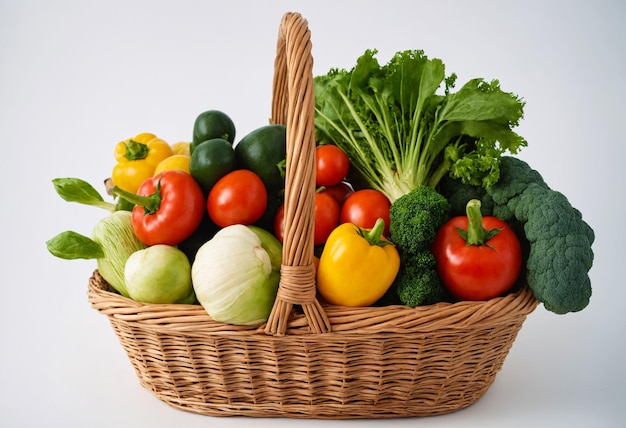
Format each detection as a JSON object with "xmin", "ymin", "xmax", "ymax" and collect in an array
[{"xmin": 88, "ymin": 12, "xmax": 539, "ymax": 419}]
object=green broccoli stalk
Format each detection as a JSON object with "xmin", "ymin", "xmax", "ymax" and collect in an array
[
  {"xmin": 387, "ymin": 185, "xmax": 451, "ymax": 307},
  {"xmin": 314, "ymin": 49, "xmax": 527, "ymax": 202},
  {"xmin": 441, "ymin": 156, "xmax": 594, "ymax": 314},
  {"xmin": 395, "ymin": 250, "xmax": 449, "ymax": 307}
]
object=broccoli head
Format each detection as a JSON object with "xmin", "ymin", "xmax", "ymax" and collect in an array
[
  {"xmin": 389, "ymin": 185, "xmax": 451, "ymax": 255},
  {"xmin": 395, "ymin": 250, "xmax": 449, "ymax": 307},
  {"xmin": 387, "ymin": 185, "xmax": 451, "ymax": 307},
  {"xmin": 438, "ymin": 175, "xmax": 494, "ymax": 217},
  {"xmin": 490, "ymin": 156, "xmax": 548, "ymax": 203},
  {"xmin": 513, "ymin": 184, "xmax": 593, "ymax": 313},
  {"xmin": 487, "ymin": 157, "xmax": 594, "ymax": 314}
]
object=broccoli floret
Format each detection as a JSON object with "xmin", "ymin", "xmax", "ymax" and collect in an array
[
  {"xmin": 388, "ymin": 185, "xmax": 450, "ymax": 254},
  {"xmin": 395, "ymin": 250, "xmax": 449, "ymax": 307},
  {"xmin": 439, "ymin": 175, "xmax": 494, "ymax": 217},
  {"xmin": 515, "ymin": 184, "xmax": 594, "ymax": 313},
  {"xmin": 490, "ymin": 156, "xmax": 547, "ymax": 201},
  {"xmin": 388, "ymin": 185, "xmax": 451, "ymax": 307},
  {"xmin": 486, "ymin": 157, "xmax": 594, "ymax": 314}
]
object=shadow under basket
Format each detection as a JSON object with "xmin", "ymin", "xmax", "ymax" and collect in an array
[{"xmin": 87, "ymin": 12, "xmax": 539, "ymax": 419}]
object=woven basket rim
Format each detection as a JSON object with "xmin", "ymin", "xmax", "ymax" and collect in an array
[{"xmin": 88, "ymin": 269, "xmax": 538, "ymax": 337}]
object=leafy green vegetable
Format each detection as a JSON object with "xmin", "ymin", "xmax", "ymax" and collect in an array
[
  {"xmin": 46, "ymin": 230, "xmax": 104, "ymax": 259},
  {"xmin": 314, "ymin": 49, "xmax": 527, "ymax": 202},
  {"xmin": 92, "ymin": 211, "xmax": 147, "ymax": 297},
  {"xmin": 52, "ymin": 177, "xmax": 116, "ymax": 211},
  {"xmin": 48, "ymin": 178, "xmax": 146, "ymax": 296}
]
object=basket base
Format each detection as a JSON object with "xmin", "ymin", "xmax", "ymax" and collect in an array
[
  {"xmin": 113, "ymin": 324, "xmax": 513, "ymax": 419},
  {"xmin": 154, "ymin": 397, "xmax": 482, "ymax": 419},
  {"xmin": 137, "ymin": 374, "xmax": 489, "ymax": 419},
  {"xmin": 89, "ymin": 270, "xmax": 537, "ymax": 419}
]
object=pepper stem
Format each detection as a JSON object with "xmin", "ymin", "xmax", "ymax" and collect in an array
[
  {"xmin": 111, "ymin": 181, "xmax": 161, "ymax": 215},
  {"xmin": 359, "ymin": 218, "xmax": 391, "ymax": 247},
  {"xmin": 124, "ymin": 139, "xmax": 149, "ymax": 160},
  {"xmin": 459, "ymin": 199, "xmax": 501, "ymax": 246}
]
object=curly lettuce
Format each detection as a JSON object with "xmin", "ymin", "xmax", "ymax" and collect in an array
[{"xmin": 314, "ymin": 49, "xmax": 527, "ymax": 202}]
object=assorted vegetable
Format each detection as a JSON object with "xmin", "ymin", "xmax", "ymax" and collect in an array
[
  {"xmin": 234, "ymin": 124, "xmax": 287, "ymax": 193},
  {"xmin": 315, "ymin": 144, "xmax": 350, "ymax": 187},
  {"xmin": 340, "ymin": 189, "xmax": 391, "ymax": 236},
  {"xmin": 154, "ymin": 154, "xmax": 191, "ymax": 176},
  {"xmin": 432, "ymin": 199, "xmax": 522, "ymax": 301},
  {"xmin": 112, "ymin": 133, "xmax": 173, "ymax": 193},
  {"xmin": 125, "ymin": 244, "xmax": 194, "ymax": 304},
  {"xmin": 91, "ymin": 211, "xmax": 148, "ymax": 297},
  {"xmin": 191, "ymin": 110, "xmax": 236, "ymax": 153},
  {"xmin": 47, "ymin": 44, "xmax": 595, "ymax": 325},
  {"xmin": 112, "ymin": 169, "xmax": 205, "ymax": 246},
  {"xmin": 191, "ymin": 225, "xmax": 282, "ymax": 325},
  {"xmin": 317, "ymin": 219, "xmax": 400, "ymax": 306},
  {"xmin": 387, "ymin": 185, "xmax": 451, "ymax": 307},
  {"xmin": 189, "ymin": 137, "xmax": 236, "ymax": 194},
  {"xmin": 312, "ymin": 192, "xmax": 341, "ymax": 246},
  {"xmin": 207, "ymin": 169, "xmax": 267, "ymax": 228}
]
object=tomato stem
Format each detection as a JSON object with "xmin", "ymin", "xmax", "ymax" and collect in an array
[
  {"xmin": 461, "ymin": 199, "xmax": 501, "ymax": 246},
  {"xmin": 111, "ymin": 181, "xmax": 162, "ymax": 215}
]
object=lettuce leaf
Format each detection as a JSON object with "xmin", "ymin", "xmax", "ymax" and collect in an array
[{"xmin": 314, "ymin": 49, "xmax": 526, "ymax": 202}]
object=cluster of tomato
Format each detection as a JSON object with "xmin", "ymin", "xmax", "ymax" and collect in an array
[
  {"xmin": 196, "ymin": 140, "xmax": 394, "ymax": 248},
  {"xmin": 273, "ymin": 144, "xmax": 393, "ymax": 247}
]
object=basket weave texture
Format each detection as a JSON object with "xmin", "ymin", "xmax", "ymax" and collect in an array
[{"xmin": 88, "ymin": 12, "xmax": 538, "ymax": 419}]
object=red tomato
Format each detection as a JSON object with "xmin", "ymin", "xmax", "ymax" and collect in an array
[
  {"xmin": 273, "ymin": 192, "xmax": 340, "ymax": 245},
  {"xmin": 207, "ymin": 169, "xmax": 267, "ymax": 227},
  {"xmin": 315, "ymin": 145, "xmax": 350, "ymax": 187},
  {"xmin": 340, "ymin": 189, "xmax": 391, "ymax": 236},
  {"xmin": 432, "ymin": 215, "xmax": 522, "ymax": 301},
  {"xmin": 321, "ymin": 180, "xmax": 354, "ymax": 207},
  {"xmin": 131, "ymin": 170, "xmax": 205, "ymax": 246},
  {"xmin": 314, "ymin": 192, "xmax": 341, "ymax": 245},
  {"xmin": 273, "ymin": 204, "xmax": 285, "ymax": 242}
]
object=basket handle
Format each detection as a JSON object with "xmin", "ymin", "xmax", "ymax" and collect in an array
[{"xmin": 264, "ymin": 12, "xmax": 331, "ymax": 336}]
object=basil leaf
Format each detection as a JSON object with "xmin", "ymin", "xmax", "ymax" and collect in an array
[
  {"xmin": 52, "ymin": 178, "xmax": 115, "ymax": 210},
  {"xmin": 46, "ymin": 230, "xmax": 104, "ymax": 260}
]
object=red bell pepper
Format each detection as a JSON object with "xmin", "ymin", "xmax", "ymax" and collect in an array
[
  {"xmin": 113, "ymin": 170, "xmax": 205, "ymax": 246},
  {"xmin": 432, "ymin": 199, "xmax": 522, "ymax": 301}
]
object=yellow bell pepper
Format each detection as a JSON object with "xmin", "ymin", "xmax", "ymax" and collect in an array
[
  {"xmin": 153, "ymin": 154, "xmax": 191, "ymax": 176},
  {"xmin": 316, "ymin": 218, "xmax": 400, "ymax": 306},
  {"xmin": 111, "ymin": 133, "xmax": 173, "ymax": 193},
  {"xmin": 170, "ymin": 141, "xmax": 191, "ymax": 156}
]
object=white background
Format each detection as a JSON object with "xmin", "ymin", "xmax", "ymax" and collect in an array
[{"xmin": 1, "ymin": 0, "xmax": 624, "ymax": 427}]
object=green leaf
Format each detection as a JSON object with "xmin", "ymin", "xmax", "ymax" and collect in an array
[
  {"xmin": 439, "ymin": 78, "xmax": 525, "ymax": 124},
  {"xmin": 313, "ymin": 48, "xmax": 526, "ymax": 200},
  {"xmin": 46, "ymin": 230, "xmax": 104, "ymax": 260},
  {"xmin": 52, "ymin": 178, "xmax": 115, "ymax": 210}
]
